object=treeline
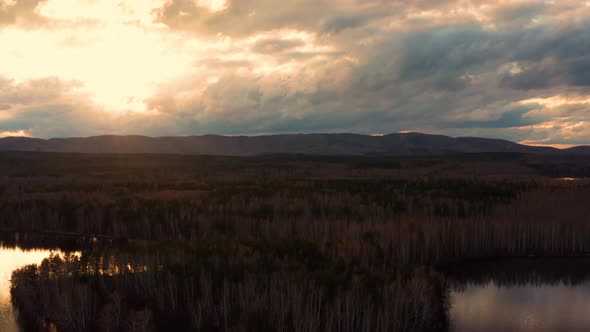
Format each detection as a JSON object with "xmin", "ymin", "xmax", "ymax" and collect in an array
[
  {"xmin": 444, "ymin": 257, "xmax": 590, "ymax": 288},
  {"xmin": 10, "ymin": 183, "xmax": 590, "ymax": 331},
  {"xmin": 3, "ymin": 152, "xmax": 590, "ymax": 331},
  {"xmin": 11, "ymin": 247, "xmax": 448, "ymax": 332},
  {"xmin": 0, "ymin": 177, "xmax": 532, "ymax": 240}
]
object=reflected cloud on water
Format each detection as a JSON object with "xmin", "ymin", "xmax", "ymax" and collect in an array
[{"xmin": 448, "ymin": 258, "xmax": 590, "ymax": 332}]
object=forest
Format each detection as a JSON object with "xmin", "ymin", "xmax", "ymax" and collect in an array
[{"xmin": 2, "ymin": 151, "xmax": 590, "ymax": 332}]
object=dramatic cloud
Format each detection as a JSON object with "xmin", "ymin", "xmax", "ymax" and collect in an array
[{"xmin": 0, "ymin": 0, "xmax": 589, "ymax": 146}]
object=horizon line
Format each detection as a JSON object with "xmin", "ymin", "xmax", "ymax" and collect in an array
[{"xmin": 0, "ymin": 132, "xmax": 587, "ymax": 150}]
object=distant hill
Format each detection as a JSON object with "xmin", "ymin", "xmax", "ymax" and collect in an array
[
  {"xmin": 565, "ymin": 146, "xmax": 590, "ymax": 155},
  {"xmin": 0, "ymin": 132, "xmax": 586, "ymax": 156}
]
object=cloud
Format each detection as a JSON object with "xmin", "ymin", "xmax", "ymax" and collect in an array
[
  {"xmin": 0, "ymin": 0, "xmax": 589, "ymax": 146},
  {"xmin": 321, "ymin": 13, "xmax": 369, "ymax": 34},
  {"xmin": 196, "ymin": 58, "xmax": 253, "ymax": 69},
  {"xmin": 251, "ymin": 37, "xmax": 304, "ymax": 54},
  {"xmin": 0, "ymin": 0, "xmax": 47, "ymax": 27},
  {"xmin": 143, "ymin": 9, "xmax": 590, "ymax": 144},
  {"xmin": 489, "ymin": 1, "xmax": 548, "ymax": 26},
  {"xmin": 0, "ymin": 76, "xmax": 108, "ymax": 137},
  {"xmin": 451, "ymin": 108, "xmax": 542, "ymax": 129},
  {"xmin": 0, "ymin": 76, "xmax": 78, "ymax": 105},
  {"xmin": 154, "ymin": 0, "xmax": 390, "ymax": 37},
  {"xmin": 501, "ymin": 22, "xmax": 590, "ymax": 90}
]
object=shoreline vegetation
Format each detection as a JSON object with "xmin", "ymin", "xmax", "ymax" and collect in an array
[{"xmin": 3, "ymin": 152, "xmax": 590, "ymax": 331}]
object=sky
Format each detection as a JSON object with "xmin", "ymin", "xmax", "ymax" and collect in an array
[{"xmin": 0, "ymin": 0, "xmax": 589, "ymax": 146}]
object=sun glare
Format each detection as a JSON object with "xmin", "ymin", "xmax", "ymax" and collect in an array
[
  {"xmin": 196, "ymin": 0, "xmax": 229, "ymax": 12},
  {"xmin": 0, "ymin": 0, "xmax": 324, "ymax": 115},
  {"xmin": 36, "ymin": 0, "xmax": 168, "ymax": 25},
  {"xmin": 0, "ymin": 248, "xmax": 55, "ymax": 302},
  {"xmin": 0, "ymin": 1, "xmax": 204, "ymax": 113}
]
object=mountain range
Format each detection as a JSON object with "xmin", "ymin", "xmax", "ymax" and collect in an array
[{"xmin": 0, "ymin": 132, "xmax": 588, "ymax": 156}]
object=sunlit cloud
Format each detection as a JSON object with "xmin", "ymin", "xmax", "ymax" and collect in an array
[
  {"xmin": 520, "ymin": 95, "xmax": 590, "ymax": 108},
  {"xmin": 0, "ymin": 130, "xmax": 30, "ymax": 138},
  {"xmin": 196, "ymin": 0, "xmax": 228, "ymax": 12}
]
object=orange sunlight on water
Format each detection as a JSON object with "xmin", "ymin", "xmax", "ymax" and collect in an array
[{"xmin": 0, "ymin": 247, "xmax": 59, "ymax": 332}]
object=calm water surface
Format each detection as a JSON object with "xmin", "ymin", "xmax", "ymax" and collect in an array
[
  {"xmin": 449, "ymin": 259, "xmax": 590, "ymax": 332},
  {"xmin": 0, "ymin": 247, "xmax": 58, "ymax": 332},
  {"xmin": 3, "ymin": 247, "xmax": 590, "ymax": 332}
]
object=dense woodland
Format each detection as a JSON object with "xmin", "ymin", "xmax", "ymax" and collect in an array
[{"xmin": 2, "ymin": 151, "xmax": 590, "ymax": 332}]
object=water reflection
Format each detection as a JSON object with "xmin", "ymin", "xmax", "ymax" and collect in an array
[
  {"xmin": 451, "ymin": 282, "xmax": 590, "ymax": 332},
  {"xmin": 0, "ymin": 247, "xmax": 58, "ymax": 332},
  {"xmin": 448, "ymin": 258, "xmax": 590, "ymax": 332},
  {"xmin": 4, "ymin": 241, "xmax": 590, "ymax": 332}
]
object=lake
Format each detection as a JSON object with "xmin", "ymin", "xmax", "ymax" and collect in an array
[
  {"xmin": 448, "ymin": 258, "xmax": 590, "ymax": 332},
  {"xmin": 3, "ymin": 246, "xmax": 590, "ymax": 332}
]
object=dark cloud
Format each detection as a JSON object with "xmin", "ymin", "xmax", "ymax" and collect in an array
[
  {"xmin": 500, "ymin": 64, "xmax": 559, "ymax": 90},
  {"xmin": 490, "ymin": 1, "xmax": 548, "ymax": 25},
  {"xmin": 391, "ymin": 27, "xmax": 505, "ymax": 92},
  {"xmin": 321, "ymin": 14, "xmax": 369, "ymax": 34},
  {"xmin": 501, "ymin": 22, "xmax": 590, "ymax": 90},
  {"xmin": 252, "ymin": 38, "xmax": 304, "ymax": 54},
  {"xmin": 451, "ymin": 108, "xmax": 542, "ymax": 129}
]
